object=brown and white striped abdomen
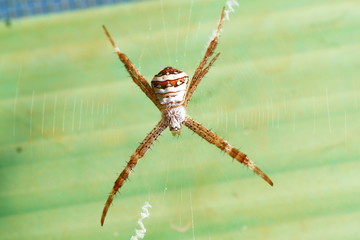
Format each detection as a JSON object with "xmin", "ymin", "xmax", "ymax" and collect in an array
[{"xmin": 151, "ymin": 67, "xmax": 189, "ymax": 107}]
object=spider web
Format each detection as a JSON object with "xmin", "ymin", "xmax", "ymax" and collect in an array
[{"xmin": 1, "ymin": 0, "xmax": 360, "ymax": 239}]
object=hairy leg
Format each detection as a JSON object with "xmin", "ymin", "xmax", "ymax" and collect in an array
[
  {"xmin": 101, "ymin": 120, "xmax": 167, "ymax": 225},
  {"xmin": 184, "ymin": 7, "xmax": 225, "ymax": 107},
  {"xmin": 102, "ymin": 25, "xmax": 162, "ymax": 110},
  {"xmin": 183, "ymin": 116, "xmax": 273, "ymax": 186}
]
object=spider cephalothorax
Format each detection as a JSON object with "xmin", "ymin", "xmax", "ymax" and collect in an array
[{"xmin": 100, "ymin": 7, "xmax": 273, "ymax": 226}]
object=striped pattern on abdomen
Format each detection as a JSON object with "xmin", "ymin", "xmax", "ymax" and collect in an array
[{"xmin": 151, "ymin": 66, "xmax": 189, "ymax": 107}]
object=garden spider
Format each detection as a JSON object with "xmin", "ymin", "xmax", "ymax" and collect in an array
[{"xmin": 101, "ymin": 7, "xmax": 273, "ymax": 226}]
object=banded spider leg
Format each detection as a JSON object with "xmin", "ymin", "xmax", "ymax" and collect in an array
[{"xmin": 100, "ymin": 6, "xmax": 273, "ymax": 226}]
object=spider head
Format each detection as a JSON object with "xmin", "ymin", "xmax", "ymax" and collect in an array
[{"xmin": 151, "ymin": 66, "xmax": 189, "ymax": 107}]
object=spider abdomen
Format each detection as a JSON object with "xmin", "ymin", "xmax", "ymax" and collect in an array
[{"xmin": 151, "ymin": 66, "xmax": 189, "ymax": 107}]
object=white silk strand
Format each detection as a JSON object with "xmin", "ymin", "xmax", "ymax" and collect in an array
[
  {"xmin": 225, "ymin": 0, "xmax": 239, "ymax": 21},
  {"xmin": 130, "ymin": 202, "xmax": 152, "ymax": 240}
]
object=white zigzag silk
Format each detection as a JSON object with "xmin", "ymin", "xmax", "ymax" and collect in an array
[{"xmin": 130, "ymin": 202, "xmax": 152, "ymax": 240}]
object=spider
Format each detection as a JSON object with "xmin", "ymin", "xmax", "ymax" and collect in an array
[{"xmin": 101, "ymin": 7, "xmax": 273, "ymax": 226}]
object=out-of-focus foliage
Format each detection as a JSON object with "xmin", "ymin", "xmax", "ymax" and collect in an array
[{"xmin": 0, "ymin": 0, "xmax": 359, "ymax": 239}]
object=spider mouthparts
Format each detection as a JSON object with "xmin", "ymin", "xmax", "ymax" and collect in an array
[{"xmin": 171, "ymin": 130, "xmax": 181, "ymax": 136}]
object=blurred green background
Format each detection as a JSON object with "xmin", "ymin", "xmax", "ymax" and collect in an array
[{"xmin": 1, "ymin": 0, "xmax": 359, "ymax": 239}]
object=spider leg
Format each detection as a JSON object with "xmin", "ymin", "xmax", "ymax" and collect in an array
[
  {"xmin": 183, "ymin": 116, "xmax": 273, "ymax": 186},
  {"xmin": 102, "ymin": 25, "xmax": 162, "ymax": 110},
  {"xmin": 101, "ymin": 120, "xmax": 167, "ymax": 226},
  {"xmin": 184, "ymin": 52, "xmax": 220, "ymax": 108},
  {"xmin": 184, "ymin": 7, "xmax": 225, "ymax": 107}
]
